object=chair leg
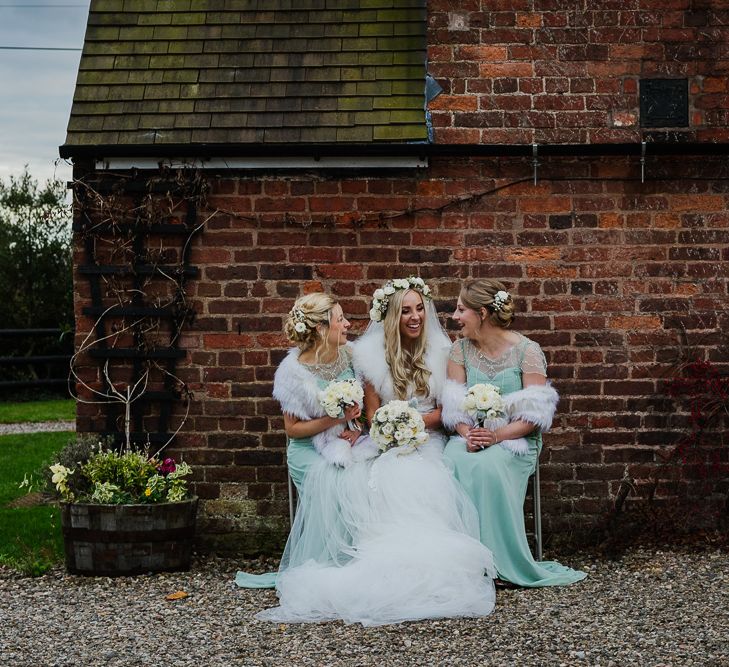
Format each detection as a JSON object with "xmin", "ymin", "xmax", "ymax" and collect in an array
[
  {"xmin": 287, "ymin": 472, "xmax": 296, "ymax": 526},
  {"xmin": 533, "ymin": 455, "xmax": 543, "ymax": 561}
]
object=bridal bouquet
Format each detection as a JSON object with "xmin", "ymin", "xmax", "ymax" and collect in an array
[
  {"xmin": 319, "ymin": 378, "xmax": 364, "ymax": 430},
  {"xmin": 463, "ymin": 383, "xmax": 506, "ymax": 426},
  {"xmin": 369, "ymin": 400, "xmax": 429, "ymax": 453}
]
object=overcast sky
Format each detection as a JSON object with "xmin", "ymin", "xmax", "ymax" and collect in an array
[{"xmin": 0, "ymin": 1, "xmax": 89, "ymax": 187}]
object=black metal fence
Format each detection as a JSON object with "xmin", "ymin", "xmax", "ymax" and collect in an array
[{"xmin": 0, "ymin": 328, "xmax": 73, "ymax": 391}]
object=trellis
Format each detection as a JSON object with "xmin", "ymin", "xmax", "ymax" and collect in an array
[{"xmin": 72, "ymin": 170, "xmax": 206, "ymax": 449}]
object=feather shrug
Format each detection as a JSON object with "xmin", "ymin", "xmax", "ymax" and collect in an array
[
  {"xmin": 272, "ymin": 345, "xmax": 378, "ymax": 467},
  {"xmin": 442, "ymin": 377, "xmax": 559, "ymax": 456},
  {"xmin": 351, "ymin": 328, "xmax": 450, "ymax": 404}
]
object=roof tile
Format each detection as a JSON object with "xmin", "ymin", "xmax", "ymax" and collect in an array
[{"xmin": 64, "ymin": 1, "xmax": 427, "ymax": 148}]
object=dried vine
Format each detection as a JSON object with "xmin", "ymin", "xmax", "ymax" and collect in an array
[{"xmin": 70, "ymin": 168, "xmax": 209, "ymax": 453}]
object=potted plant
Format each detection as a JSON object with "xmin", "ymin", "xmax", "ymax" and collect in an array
[{"xmin": 48, "ymin": 436, "xmax": 197, "ymax": 576}]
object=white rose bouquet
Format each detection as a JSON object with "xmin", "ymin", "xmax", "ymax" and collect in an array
[
  {"xmin": 369, "ymin": 400, "xmax": 429, "ymax": 454},
  {"xmin": 311, "ymin": 378, "xmax": 378, "ymax": 467},
  {"xmin": 463, "ymin": 383, "xmax": 507, "ymax": 428},
  {"xmin": 318, "ymin": 379, "xmax": 364, "ymax": 431},
  {"xmin": 462, "ymin": 382, "xmax": 532, "ymax": 454}
]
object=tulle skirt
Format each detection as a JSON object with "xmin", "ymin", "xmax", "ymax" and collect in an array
[{"xmin": 257, "ymin": 435, "xmax": 496, "ymax": 626}]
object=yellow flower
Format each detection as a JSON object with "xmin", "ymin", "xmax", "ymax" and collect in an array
[{"xmin": 144, "ymin": 488, "xmax": 152, "ymax": 497}]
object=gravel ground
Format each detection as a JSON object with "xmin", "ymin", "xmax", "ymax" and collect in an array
[
  {"xmin": 1, "ymin": 546, "xmax": 727, "ymax": 667},
  {"xmin": 0, "ymin": 420, "xmax": 75, "ymax": 435}
]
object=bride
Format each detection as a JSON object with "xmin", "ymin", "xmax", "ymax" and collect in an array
[{"xmin": 257, "ymin": 278, "xmax": 495, "ymax": 626}]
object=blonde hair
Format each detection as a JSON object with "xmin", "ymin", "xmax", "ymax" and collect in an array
[
  {"xmin": 284, "ymin": 293, "xmax": 337, "ymax": 359},
  {"xmin": 460, "ymin": 279, "xmax": 515, "ymax": 328},
  {"xmin": 382, "ymin": 289, "xmax": 431, "ymax": 399}
]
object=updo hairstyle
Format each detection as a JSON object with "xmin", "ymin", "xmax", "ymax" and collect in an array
[
  {"xmin": 284, "ymin": 293, "xmax": 336, "ymax": 352},
  {"xmin": 460, "ymin": 279, "xmax": 515, "ymax": 328}
]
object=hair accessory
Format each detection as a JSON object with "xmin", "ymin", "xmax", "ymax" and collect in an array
[
  {"xmin": 369, "ymin": 277, "xmax": 432, "ymax": 322},
  {"xmin": 291, "ymin": 308, "xmax": 309, "ymax": 334},
  {"xmin": 490, "ymin": 290, "xmax": 510, "ymax": 312}
]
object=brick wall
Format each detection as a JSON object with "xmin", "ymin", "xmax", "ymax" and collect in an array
[
  {"xmin": 70, "ymin": 1, "xmax": 729, "ymax": 552},
  {"xmin": 72, "ymin": 154, "xmax": 729, "ymax": 552},
  {"xmin": 428, "ymin": 1, "xmax": 729, "ymax": 144}
]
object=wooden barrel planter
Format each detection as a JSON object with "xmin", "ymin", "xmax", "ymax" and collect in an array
[{"xmin": 60, "ymin": 497, "xmax": 198, "ymax": 576}]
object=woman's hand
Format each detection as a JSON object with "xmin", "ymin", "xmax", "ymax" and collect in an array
[
  {"xmin": 339, "ymin": 429, "xmax": 361, "ymax": 445},
  {"xmin": 421, "ymin": 406, "xmax": 442, "ymax": 430},
  {"xmin": 339, "ymin": 404, "xmax": 362, "ymax": 445},
  {"xmin": 465, "ymin": 427, "xmax": 499, "ymax": 453},
  {"xmin": 343, "ymin": 404, "xmax": 361, "ymax": 423}
]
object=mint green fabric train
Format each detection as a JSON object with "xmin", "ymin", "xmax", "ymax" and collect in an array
[
  {"xmin": 443, "ymin": 335, "xmax": 586, "ymax": 587},
  {"xmin": 235, "ymin": 352, "xmax": 357, "ymax": 590}
]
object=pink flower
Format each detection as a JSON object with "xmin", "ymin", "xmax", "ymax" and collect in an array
[{"xmin": 157, "ymin": 458, "xmax": 177, "ymax": 476}]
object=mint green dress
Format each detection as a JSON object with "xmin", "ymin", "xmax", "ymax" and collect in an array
[
  {"xmin": 444, "ymin": 335, "xmax": 586, "ymax": 587},
  {"xmin": 286, "ymin": 354, "xmax": 356, "ymax": 490},
  {"xmin": 236, "ymin": 349, "xmax": 359, "ymax": 589}
]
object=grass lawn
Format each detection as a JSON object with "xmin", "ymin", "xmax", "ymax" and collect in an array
[
  {"xmin": 0, "ymin": 431, "xmax": 71, "ymax": 575},
  {"xmin": 0, "ymin": 399, "xmax": 76, "ymax": 424}
]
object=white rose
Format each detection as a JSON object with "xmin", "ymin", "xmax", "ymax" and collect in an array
[
  {"xmin": 495, "ymin": 290, "xmax": 509, "ymax": 301},
  {"xmin": 294, "ymin": 322, "xmax": 307, "ymax": 333},
  {"xmin": 373, "ymin": 288, "xmax": 385, "ymax": 300},
  {"xmin": 369, "ymin": 308, "xmax": 381, "ymax": 321},
  {"xmin": 384, "ymin": 284, "xmax": 395, "ymax": 295}
]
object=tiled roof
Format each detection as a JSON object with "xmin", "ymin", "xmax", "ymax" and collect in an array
[{"xmin": 63, "ymin": 0, "xmax": 428, "ymax": 149}]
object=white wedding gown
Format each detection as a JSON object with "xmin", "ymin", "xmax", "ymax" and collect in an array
[{"xmin": 257, "ymin": 395, "xmax": 496, "ymax": 627}]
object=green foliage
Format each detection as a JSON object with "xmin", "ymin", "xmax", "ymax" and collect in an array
[
  {"xmin": 82, "ymin": 449, "xmax": 158, "ymax": 504},
  {"xmin": 0, "ymin": 431, "xmax": 68, "ymax": 576},
  {"xmin": 0, "ymin": 399, "xmax": 76, "ymax": 424},
  {"xmin": 47, "ymin": 437, "xmax": 193, "ymax": 505},
  {"xmin": 39, "ymin": 434, "xmax": 98, "ymax": 500},
  {"xmin": 0, "ymin": 168, "xmax": 72, "ymax": 330}
]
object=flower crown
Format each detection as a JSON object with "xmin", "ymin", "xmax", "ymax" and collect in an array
[
  {"xmin": 290, "ymin": 307, "xmax": 310, "ymax": 334},
  {"xmin": 489, "ymin": 290, "xmax": 510, "ymax": 313},
  {"xmin": 369, "ymin": 277, "xmax": 432, "ymax": 322}
]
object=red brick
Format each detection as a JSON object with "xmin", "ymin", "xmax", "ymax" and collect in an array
[
  {"xmin": 289, "ymin": 247, "xmax": 342, "ymax": 263},
  {"xmin": 254, "ymin": 197, "xmax": 306, "ymax": 212},
  {"xmin": 204, "ymin": 334, "xmax": 253, "ymax": 349},
  {"xmin": 315, "ymin": 265, "xmax": 365, "ymax": 280}
]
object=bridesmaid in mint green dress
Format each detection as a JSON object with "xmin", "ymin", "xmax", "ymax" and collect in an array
[
  {"xmin": 236, "ymin": 292, "xmax": 367, "ymax": 589},
  {"xmin": 442, "ymin": 279, "xmax": 586, "ymax": 588}
]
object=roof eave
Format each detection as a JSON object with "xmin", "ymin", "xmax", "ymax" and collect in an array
[{"xmin": 59, "ymin": 141, "xmax": 729, "ymax": 161}]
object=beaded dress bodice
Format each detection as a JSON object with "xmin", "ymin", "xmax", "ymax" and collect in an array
[
  {"xmin": 450, "ymin": 334, "xmax": 547, "ymax": 396},
  {"xmin": 300, "ymin": 347, "xmax": 356, "ymax": 389}
]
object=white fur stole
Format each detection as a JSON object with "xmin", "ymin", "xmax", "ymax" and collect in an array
[
  {"xmin": 351, "ymin": 328, "xmax": 450, "ymax": 404},
  {"xmin": 441, "ymin": 382, "xmax": 559, "ymax": 457},
  {"xmin": 272, "ymin": 347, "xmax": 378, "ymax": 467}
]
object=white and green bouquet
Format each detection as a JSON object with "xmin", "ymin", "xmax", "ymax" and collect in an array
[
  {"xmin": 369, "ymin": 400, "xmax": 429, "ymax": 453},
  {"xmin": 463, "ymin": 382, "xmax": 506, "ymax": 428},
  {"xmin": 318, "ymin": 378, "xmax": 364, "ymax": 431},
  {"xmin": 313, "ymin": 378, "xmax": 372, "ymax": 467}
]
